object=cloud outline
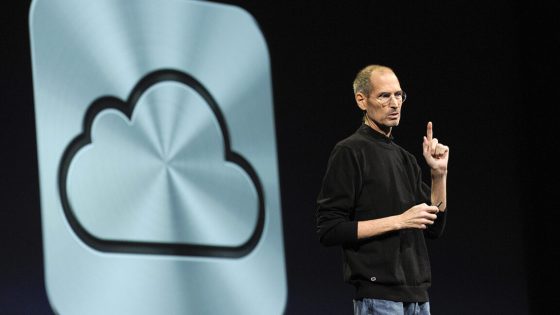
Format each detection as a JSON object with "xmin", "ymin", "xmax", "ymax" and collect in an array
[{"xmin": 58, "ymin": 69, "xmax": 265, "ymax": 258}]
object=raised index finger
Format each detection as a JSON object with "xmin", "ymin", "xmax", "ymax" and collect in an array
[{"xmin": 427, "ymin": 121, "xmax": 433, "ymax": 141}]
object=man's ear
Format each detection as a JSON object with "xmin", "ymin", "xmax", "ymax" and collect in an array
[{"xmin": 355, "ymin": 92, "xmax": 367, "ymax": 111}]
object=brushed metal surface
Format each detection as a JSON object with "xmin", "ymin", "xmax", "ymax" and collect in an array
[{"xmin": 30, "ymin": 0, "xmax": 286, "ymax": 314}]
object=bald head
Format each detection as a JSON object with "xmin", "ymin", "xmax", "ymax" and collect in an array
[{"xmin": 353, "ymin": 65, "xmax": 395, "ymax": 97}]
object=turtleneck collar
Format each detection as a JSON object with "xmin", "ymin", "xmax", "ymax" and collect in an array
[{"xmin": 358, "ymin": 123, "xmax": 394, "ymax": 143}]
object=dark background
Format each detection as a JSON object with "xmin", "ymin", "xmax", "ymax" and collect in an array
[{"xmin": 1, "ymin": 0, "xmax": 557, "ymax": 314}]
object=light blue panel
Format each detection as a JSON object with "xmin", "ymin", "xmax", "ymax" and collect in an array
[{"xmin": 29, "ymin": 0, "xmax": 286, "ymax": 314}]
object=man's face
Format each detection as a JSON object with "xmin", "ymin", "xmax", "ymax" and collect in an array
[{"xmin": 358, "ymin": 70, "xmax": 404, "ymax": 133}]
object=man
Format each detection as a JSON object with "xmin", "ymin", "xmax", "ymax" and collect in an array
[{"xmin": 316, "ymin": 65, "xmax": 449, "ymax": 315}]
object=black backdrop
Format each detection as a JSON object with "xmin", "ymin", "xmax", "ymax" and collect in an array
[{"xmin": 1, "ymin": 1, "xmax": 557, "ymax": 314}]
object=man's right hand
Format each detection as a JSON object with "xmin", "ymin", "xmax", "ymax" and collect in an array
[{"xmin": 398, "ymin": 203, "xmax": 439, "ymax": 229}]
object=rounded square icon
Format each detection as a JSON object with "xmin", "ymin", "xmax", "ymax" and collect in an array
[{"xmin": 29, "ymin": 0, "xmax": 287, "ymax": 314}]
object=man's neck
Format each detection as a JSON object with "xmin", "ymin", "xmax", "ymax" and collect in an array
[{"xmin": 365, "ymin": 117, "xmax": 392, "ymax": 138}]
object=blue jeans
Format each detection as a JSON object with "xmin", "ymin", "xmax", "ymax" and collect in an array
[{"xmin": 353, "ymin": 298, "xmax": 430, "ymax": 315}]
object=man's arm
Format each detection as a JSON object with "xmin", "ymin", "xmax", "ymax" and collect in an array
[
  {"xmin": 357, "ymin": 203, "xmax": 439, "ymax": 239},
  {"xmin": 431, "ymin": 172, "xmax": 447, "ymax": 212},
  {"xmin": 316, "ymin": 145, "xmax": 360, "ymax": 246},
  {"xmin": 359, "ymin": 121, "xmax": 450, "ymax": 240},
  {"xmin": 423, "ymin": 121, "xmax": 449, "ymax": 212}
]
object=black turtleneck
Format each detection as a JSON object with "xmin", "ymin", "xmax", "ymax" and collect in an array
[{"xmin": 316, "ymin": 123, "xmax": 446, "ymax": 302}]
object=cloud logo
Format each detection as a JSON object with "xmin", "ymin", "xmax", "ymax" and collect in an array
[{"xmin": 58, "ymin": 69, "xmax": 265, "ymax": 258}]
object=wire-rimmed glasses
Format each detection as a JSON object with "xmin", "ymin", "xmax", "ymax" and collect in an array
[{"xmin": 376, "ymin": 90, "xmax": 407, "ymax": 106}]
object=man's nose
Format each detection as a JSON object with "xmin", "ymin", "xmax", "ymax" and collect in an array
[{"xmin": 389, "ymin": 96, "xmax": 400, "ymax": 107}]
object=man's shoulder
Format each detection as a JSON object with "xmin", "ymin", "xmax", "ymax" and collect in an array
[
  {"xmin": 336, "ymin": 128, "xmax": 367, "ymax": 147},
  {"xmin": 334, "ymin": 129, "xmax": 367, "ymax": 149}
]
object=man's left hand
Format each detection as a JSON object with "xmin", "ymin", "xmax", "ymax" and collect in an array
[{"xmin": 422, "ymin": 121, "xmax": 449, "ymax": 176}]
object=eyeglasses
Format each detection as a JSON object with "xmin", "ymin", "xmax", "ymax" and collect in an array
[{"xmin": 375, "ymin": 90, "xmax": 407, "ymax": 106}]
